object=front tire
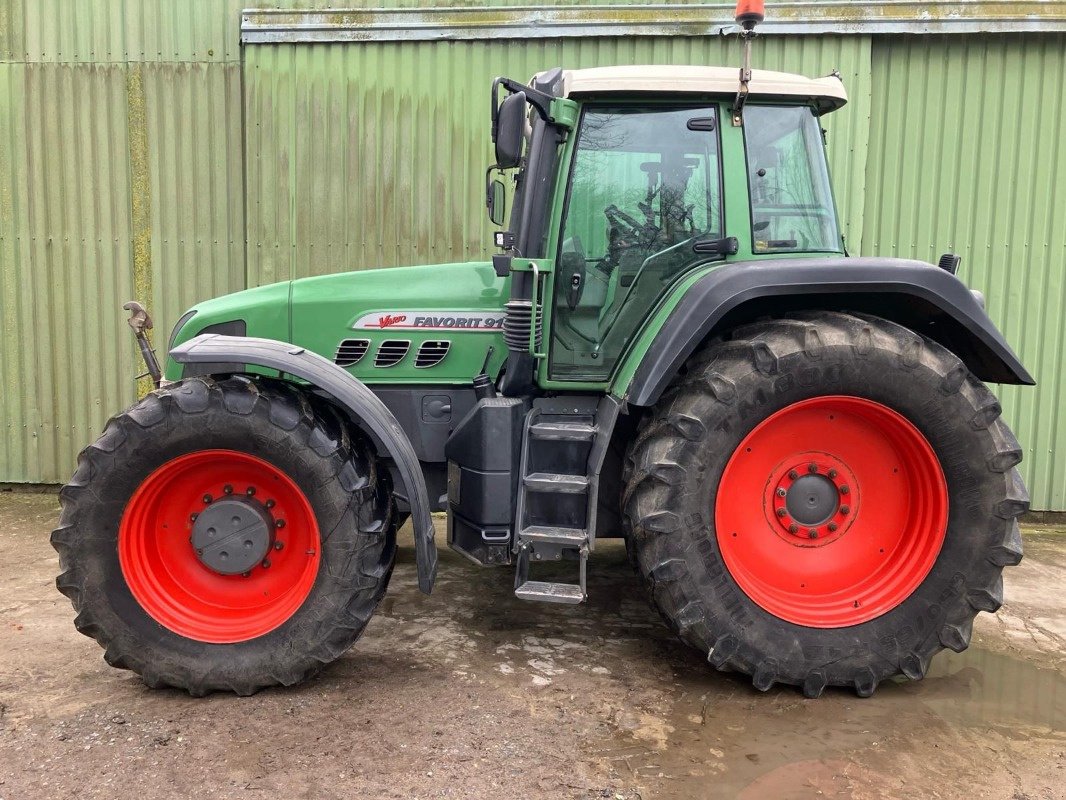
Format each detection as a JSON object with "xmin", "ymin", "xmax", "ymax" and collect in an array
[
  {"xmin": 623, "ymin": 312, "xmax": 1028, "ymax": 697},
  {"xmin": 52, "ymin": 376, "xmax": 395, "ymax": 695}
]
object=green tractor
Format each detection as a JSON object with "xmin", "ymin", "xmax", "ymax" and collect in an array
[{"xmin": 53, "ymin": 8, "xmax": 1032, "ymax": 698}]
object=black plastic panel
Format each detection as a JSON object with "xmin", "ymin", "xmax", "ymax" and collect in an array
[{"xmin": 627, "ymin": 257, "xmax": 1034, "ymax": 407}]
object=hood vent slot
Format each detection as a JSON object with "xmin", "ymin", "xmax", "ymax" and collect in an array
[
  {"xmin": 334, "ymin": 338, "xmax": 370, "ymax": 367},
  {"xmin": 415, "ymin": 340, "xmax": 451, "ymax": 368},
  {"xmin": 374, "ymin": 340, "xmax": 410, "ymax": 368}
]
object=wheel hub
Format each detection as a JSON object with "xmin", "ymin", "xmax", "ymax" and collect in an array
[
  {"xmin": 191, "ymin": 496, "xmax": 274, "ymax": 575},
  {"xmin": 768, "ymin": 455, "xmax": 857, "ymax": 547}
]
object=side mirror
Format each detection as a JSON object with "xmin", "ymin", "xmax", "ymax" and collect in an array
[
  {"xmin": 486, "ymin": 175, "xmax": 506, "ymax": 226},
  {"xmin": 494, "ymin": 91, "xmax": 526, "ymax": 169}
]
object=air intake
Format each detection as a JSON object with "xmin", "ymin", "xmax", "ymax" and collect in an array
[
  {"xmin": 415, "ymin": 340, "xmax": 451, "ymax": 368},
  {"xmin": 374, "ymin": 340, "xmax": 410, "ymax": 368},
  {"xmin": 334, "ymin": 338, "xmax": 370, "ymax": 367}
]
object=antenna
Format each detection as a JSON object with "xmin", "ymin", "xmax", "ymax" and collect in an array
[{"xmin": 731, "ymin": 0, "xmax": 765, "ymax": 126}]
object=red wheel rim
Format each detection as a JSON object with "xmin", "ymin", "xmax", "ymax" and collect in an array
[
  {"xmin": 715, "ymin": 396, "xmax": 948, "ymax": 628},
  {"xmin": 119, "ymin": 450, "xmax": 321, "ymax": 643}
]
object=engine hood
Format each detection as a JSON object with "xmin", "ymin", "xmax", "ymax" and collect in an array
[{"xmin": 290, "ymin": 261, "xmax": 509, "ymax": 385}]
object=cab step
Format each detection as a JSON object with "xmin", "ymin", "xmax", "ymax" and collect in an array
[
  {"xmin": 520, "ymin": 525, "xmax": 587, "ymax": 546},
  {"xmin": 514, "ymin": 580, "xmax": 586, "ymax": 605},
  {"xmin": 529, "ymin": 421, "xmax": 597, "ymax": 442},
  {"xmin": 514, "ymin": 540, "xmax": 588, "ymax": 604},
  {"xmin": 523, "ymin": 472, "xmax": 589, "ymax": 493}
]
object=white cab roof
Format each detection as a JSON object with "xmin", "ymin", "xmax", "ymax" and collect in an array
[{"xmin": 555, "ymin": 65, "xmax": 847, "ymax": 113}]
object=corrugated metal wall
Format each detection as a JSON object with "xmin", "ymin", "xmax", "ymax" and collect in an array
[
  {"xmin": 244, "ymin": 35, "xmax": 871, "ymax": 282},
  {"xmin": 1, "ymin": 2, "xmax": 1063, "ymax": 509},
  {"xmin": 0, "ymin": 1, "xmax": 244, "ymax": 482},
  {"xmin": 862, "ymin": 33, "xmax": 1066, "ymax": 511}
]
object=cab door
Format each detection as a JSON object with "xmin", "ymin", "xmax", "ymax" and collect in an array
[{"xmin": 547, "ymin": 104, "xmax": 725, "ymax": 382}]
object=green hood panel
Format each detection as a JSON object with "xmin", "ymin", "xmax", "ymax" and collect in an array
[
  {"xmin": 164, "ymin": 281, "xmax": 291, "ymax": 381},
  {"xmin": 291, "ymin": 262, "xmax": 509, "ymax": 385},
  {"xmin": 165, "ymin": 262, "xmax": 510, "ymax": 385}
]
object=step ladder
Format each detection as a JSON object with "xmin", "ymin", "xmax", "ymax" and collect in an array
[{"xmin": 513, "ymin": 396, "xmax": 620, "ymax": 604}]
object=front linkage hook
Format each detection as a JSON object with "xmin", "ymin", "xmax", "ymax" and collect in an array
[{"xmin": 123, "ymin": 300, "xmax": 162, "ymax": 388}]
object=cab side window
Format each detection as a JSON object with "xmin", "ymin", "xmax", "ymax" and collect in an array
[{"xmin": 551, "ymin": 106, "xmax": 722, "ymax": 381}]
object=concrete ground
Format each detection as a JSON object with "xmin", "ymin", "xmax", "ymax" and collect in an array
[{"xmin": 0, "ymin": 491, "xmax": 1063, "ymax": 799}]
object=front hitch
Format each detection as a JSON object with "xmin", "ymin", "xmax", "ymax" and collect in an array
[{"xmin": 123, "ymin": 301, "xmax": 163, "ymax": 388}]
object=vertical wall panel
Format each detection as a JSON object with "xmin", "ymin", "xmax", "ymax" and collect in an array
[
  {"xmin": 0, "ymin": 63, "xmax": 135, "ymax": 481},
  {"xmin": 0, "ymin": 5, "xmax": 245, "ymax": 483},
  {"xmin": 863, "ymin": 34, "xmax": 1066, "ymax": 510},
  {"xmin": 144, "ymin": 62, "xmax": 245, "ymax": 342},
  {"xmin": 244, "ymin": 34, "xmax": 870, "ymax": 282}
]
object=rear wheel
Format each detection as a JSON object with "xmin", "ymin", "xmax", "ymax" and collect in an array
[
  {"xmin": 52, "ymin": 376, "xmax": 395, "ymax": 695},
  {"xmin": 623, "ymin": 312, "xmax": 1028, "ymax": 697}
]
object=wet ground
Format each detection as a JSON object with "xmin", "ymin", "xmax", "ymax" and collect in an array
[{"xmin": 0, "ymin": 491, "xmax": 1063, "ymax": 799}]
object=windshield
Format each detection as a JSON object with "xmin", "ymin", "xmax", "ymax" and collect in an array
[{"xmin": 745, "ymin": 105, "xmax": 841, "ymax": 253}]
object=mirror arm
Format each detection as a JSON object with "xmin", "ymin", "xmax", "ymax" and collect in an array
[{"xmin": 492, "ymin": 76, "xmax": 555, "ymax": 138}]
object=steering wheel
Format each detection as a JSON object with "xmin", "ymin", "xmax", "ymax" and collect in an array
[{"xmin": 605, "ymin": 204, "xmax": 650, "ymax": 240}]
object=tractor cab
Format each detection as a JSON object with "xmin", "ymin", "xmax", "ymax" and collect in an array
[{"xmin": 488, "ymin": 64, "xmax": 848, "ymax": 386}]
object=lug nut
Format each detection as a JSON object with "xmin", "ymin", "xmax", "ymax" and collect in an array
[
  {"xmin": 828, "ymin": 522, "xmax": 838, "ymax": 532},
  {"xmin": 808, "ymin": 463, "xmax": 818, "ymax": 473},
  {"xmin": 808, "ymin": 529, "xmax": 818, "ymax": 539},
  {"xmin": 223, "ymin": 484, "xmax": 233, "ymax": 495},
  {"xmin": 840, "ymin": 505, "xmax": 850, "ymax": 515},
  {"xmin": 265, "ymin": 499, "xmax": 276, "ymax": 509},
  {"xmin": 840, "ymin": 485, "xmax": 850, "ymax": 495},
  {"xmin": 242, "ymin": 571, "xmax": 251, "ymax": 578},
  {"xmin": 196, "ymin": 548, "xmax": 204, "ymax": 555},
  {"xmin": 261, "ymin": 558, "xmax": 271, "ymax": 569},
  {"xmin": 276, "ymin": 519, "xmax": 285, "ymax": 529},
  {"xmin": 246, "ymin": 487, "xmax": 256, "ymax": 497},
  {"xmin": 788, "ymin": 470, "xmax": 799, "ymax": 480},
  {"xmin": 274, "ymin": 541, "xmax": 284, "ymax": 551},
  {"xmin": 828, "ymin": 469, "xmax": 838, "ymax": 479},
  {"xmin": 776, "ymin": 487, "xmax": 786, "ymax": 497},
  {"xmin": 190, "ymin": 513, "xmax": 198, "ymax": 522},
  {"xmin": 202, "ymin": 494, "xmax": 212, "ymax": 505},
  {"xmin": 788, "ymin": 523, "xmax": 799, "ymax": 534},
  {"xmin": 776, "ymin": 507, "xmax": 788, "ymax": 518}
]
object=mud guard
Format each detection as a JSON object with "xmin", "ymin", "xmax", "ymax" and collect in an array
[
  {"xmin": 625, "ymin": 257, "xmax": 1034, "ymax": 407},
  {"xmin": 170, "ymin": 334, "xmax": 438, "ymax": 593}
]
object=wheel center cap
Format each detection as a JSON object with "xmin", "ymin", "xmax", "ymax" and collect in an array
[
  {"xmin": 785, "ymin": 474, "xmax": 839, "ymax": 525},
  {"xmin": 191, "ymin": 498, "xmax": 274, "ymax": 575}
]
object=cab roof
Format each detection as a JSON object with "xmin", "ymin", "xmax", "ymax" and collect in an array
[{"xmin": 555, "ymin": 65, "xmax": 848, "ymax": 114}]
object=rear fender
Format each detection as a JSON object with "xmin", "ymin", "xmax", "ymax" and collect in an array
[
  {"xmin": 623, "ymin": 257, "xmax": 1034, "ymax": 407},
  {"xmin": 170, "ymin": 334, "xmax": 438, "ymax": 593}
]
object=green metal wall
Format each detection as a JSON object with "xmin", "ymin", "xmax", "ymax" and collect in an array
[
  {"xmin": 862, "ymin": 34, "xmax": 1066, "ymax": 511},
  {"xmin": 244, "ymin": 35, "xmax": 871, "ymax": 283},
  {"xmin": 0, "ymin": 2, "xmax": 1063, "ymax": 509},
  {"xmin": 0, "ymin": 2, "xmax": 244, "ymax": 483}
]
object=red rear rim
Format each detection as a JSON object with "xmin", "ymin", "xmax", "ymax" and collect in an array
[
  {"xmin": 119, "ymin": 450, "xmax": 321, "ymax": 643},
  {"xmin": 715, "ymin": 396, "xmax": 948, "ymax": 628}
]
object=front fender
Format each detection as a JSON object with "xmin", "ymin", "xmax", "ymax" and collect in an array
[
  {"xmin": 622, "ymin": 257, "xmax": 1034, "ymax": 407},
  {"xmin": 170, "ymin": 334, "xmax": 437, "ymax": 593}
]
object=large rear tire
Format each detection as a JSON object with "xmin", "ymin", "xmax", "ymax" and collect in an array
[
  {"xmin": 52, "ymin": 375, "xmax": 395, "ymax": 695},
  {"xmin": 623, "ymin": 312, "xmax": 1028, "ymax": 697}
]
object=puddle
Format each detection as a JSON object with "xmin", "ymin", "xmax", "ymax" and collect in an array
[{"xmin": 594, "ymin": 647, "xmax": 1066, "ymax": 798}]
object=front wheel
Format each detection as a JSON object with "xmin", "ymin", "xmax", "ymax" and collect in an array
[
  {"xmin": 623, "ymin": 312, "xmax": 1028, "ymax": 697},
  {"xmin": 52, "ymin": 376, "xmax": 396, "ymax": 695}
]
